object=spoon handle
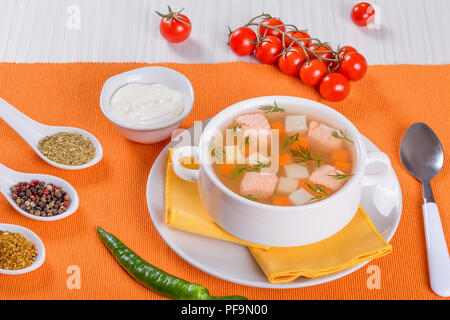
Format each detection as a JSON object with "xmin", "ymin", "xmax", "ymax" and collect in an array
[
  {"xmin": 0, "ymin": 163, "xmax": 16, "ymax": 195},
  {"xmin": 423, "ymin": 202, "xmax": 450, "ymax": 297},
  {"xmin": 0, "ymin": 97, "xmax": 43, "ymax": 146}
]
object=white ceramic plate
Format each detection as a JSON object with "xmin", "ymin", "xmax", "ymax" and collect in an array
[
  {"xmin": 146, "ymin": 119, "xmax": 402, "ymax": 288},
  {"xmin": 0, "ymin": 223, "xmax": 46, "ymax": 275}
]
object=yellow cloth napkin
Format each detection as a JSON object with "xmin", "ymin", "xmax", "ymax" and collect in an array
[
  {"xmin": 165, "ymin": 149, "xmax": 269, "ymax": 249},
  {"xmin": 165, "ymin": 148, "xmax": 392, "ymax": 283}
]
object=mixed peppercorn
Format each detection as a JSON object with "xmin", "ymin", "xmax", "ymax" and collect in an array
[{"xmin": 11, "ymin": 180, "xmax": 71, "ymax": 217}]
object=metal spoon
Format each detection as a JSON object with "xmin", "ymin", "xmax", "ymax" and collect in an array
[
  {"xmin": 400, "ymin": 122, "xmax": 450, "ymax": 297},
  {"xmin": 0, "ymin": 97, "xmax": 103, "ymax": 170}
]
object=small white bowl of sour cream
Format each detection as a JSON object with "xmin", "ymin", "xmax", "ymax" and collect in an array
[{"xmin": 100, "ymin": 66, "xmax": 194, "ymax": 144}]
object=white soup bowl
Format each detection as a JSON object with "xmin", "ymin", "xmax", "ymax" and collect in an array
[{"xmin": 171, "ymin": 96, "xmax": 391, "ymax": 247}]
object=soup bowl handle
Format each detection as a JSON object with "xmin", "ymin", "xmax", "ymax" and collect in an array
[
  {"xmin": 362, "ymin": 151, "xmax": 391, "ymax": 187},
  {"xmin": 171, "ymin": 146, "xmax": 200, "ymax": 182}
]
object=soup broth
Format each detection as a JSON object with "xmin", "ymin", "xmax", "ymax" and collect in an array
[{"xmin": 209, "ymin": 102, "xmax": 355, "ymax": 206}]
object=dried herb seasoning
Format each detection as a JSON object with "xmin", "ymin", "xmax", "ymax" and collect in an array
[
  {"xmin": 38, "ymin": 132, "xmax": 95, "ymax": 166},
  {"xmin": 0, "ymin": 231, "xmax": 37, "ymax": 270}
]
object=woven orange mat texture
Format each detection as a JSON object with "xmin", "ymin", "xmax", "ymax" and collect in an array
[{"xmin": 0, "ymin": 62, "xmax": 449, "ymax": 300}]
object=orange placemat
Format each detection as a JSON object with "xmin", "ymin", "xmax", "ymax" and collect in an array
[{"xmin": 0, "ymin": 62, "xmax": 449, "ymax": 300}]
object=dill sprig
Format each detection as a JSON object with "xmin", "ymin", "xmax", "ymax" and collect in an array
[
  {"xmin": 290, "ymin": 145, "xmax": 322, "ymax": 167},
  {"xmin": 231, "ymin": 123, "xmax": 242, "ymax": 135},
  {"xmin": 208, "ymin": 143, "xmax": 225, "ymax": 163},
  {"xmin": 328, "ymin": 171, "xmax": 354, "ymax": 180},
  {"xmin": 305, "ymin": 183, "xmax": 329, "ymax": 201},
  {"xmin": 331, "ymin": 129, "xmax": 354, "ymax": 143},
  {"xmin": 230, "ymin": 160, "xmax": 271, "ymax": 179},
  {"xmin": 315, "ymin": 155, "xmax": 322, "ymax": 168},
  {"xmin": 290, "ymin": 145, "xmax": 313, "ymax": 162},
  {"xmin": 258, "ymin": 101, "xmax": 285, "ymax": 114},
  {"xmin": 243, "ymin": 194, "xmax": 258, "ymax": 201},
  {"xmin": 283, "ymin": 133, "xmax": 300, "ymax": 148}
]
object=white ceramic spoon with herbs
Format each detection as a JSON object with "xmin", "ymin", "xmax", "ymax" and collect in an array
[
  {"xmin": 0, "ymin": 97, "xmax": 103, "ymax": 170},
  {"xmin": 0, "ymin": 163, "xmax": 79, "ymax": 221}
]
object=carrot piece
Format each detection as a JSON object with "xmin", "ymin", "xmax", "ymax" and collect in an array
[
  {"xmin": 271, "ymin": 122, "xmax": 285, "ymax": 137},
  {"xmin": 298, "ymin": 179, "xmax": 331, "ymax": 196},
  {"xmin": 279, "ymin": 153, "xmax": 293, "ymax": 167},
  {"xmin": 332, "ymin": 149, "xmax": 350, "ymax": 163},
  {"xmin": 298, "ymin": 137, "xmax": 308, "ymax": 148},
  {"xmin": 272, "ymin": 196, "xmax": 292, "ymax": 206},
  {"xmin": 243, "ymin": 143, "xmax": 251, "ymax": 158},
  {"xmin": 218, "ymin": 164, "xmax": 235, "ymax": 177},
  {"xmin": 298, "ymin": 179, "xmax": 314, "ymax": 195},
  {"xmin": 292, "ymin": 137, "xmax": 308, "ymax": 151},
  {"xmin": 334, "ymin": 161, "xmax": 351, "ymax": 173}
]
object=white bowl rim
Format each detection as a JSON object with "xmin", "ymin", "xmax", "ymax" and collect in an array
[
  {"xmin": 99, "ymin": 66, "xmax": 195, "ymax": 131},
  {"xmin": 0, "ymin": 223, "xmax": 46, "ymax": 275},
  {"xmin": 198, "ymin": 96, "xmax": 366, "ymax": 212}
]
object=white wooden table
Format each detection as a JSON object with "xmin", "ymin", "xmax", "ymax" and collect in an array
[{"xmin": 0, "ymin": 0, "xmax": 449, "ymax": 65}]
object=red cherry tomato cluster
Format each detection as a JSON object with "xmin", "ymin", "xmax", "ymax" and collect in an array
[{"xmin": 228, "ymin": 13, "xmax": 368, "ymax": 102}]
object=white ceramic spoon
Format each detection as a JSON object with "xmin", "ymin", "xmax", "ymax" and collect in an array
[
  {"xmin": 0, "ymin": 97, "xmax": 103, "ymax": 170},
  {"xmin": 0, "ymin": 163, "xmax": 79, "ymax": 221},
  {"xmin": 0, "ymin": 223, "xmax": 46, "ymax": 275}
]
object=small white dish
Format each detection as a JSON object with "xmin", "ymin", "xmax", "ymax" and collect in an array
[
  {"xmin": 0, "ymin": 97, "xmax": 103, "ymax": 170},
  {"xmin": 146, "ymin": 118, "xmax": 402, "ymax": 288},
  {"xmin": 100, "ymin": 66, "xmax": 194, "ymax": 144},
  {"xmin": 0, "ymin": 223, "xmax": 46, "ymax": 275},
  {"xmin": 0, "ymin": 163, "xmax": 79, "ymax": 221}
]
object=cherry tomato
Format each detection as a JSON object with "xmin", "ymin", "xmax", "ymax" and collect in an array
[
  {"xmin": 259, "ymin": 18, "xmax": 286, "ymax": 39},
  {"xmin": 319, "ymin": 73, "xmax": 350, "ymax": 102},
  {"xmin": 328, "ymin": 46, "xmax": 358, "ymax": 71},
  {"xmin": 157, "ymin": 7, "xmax": 191, "ymax": 43},
  {"xmin": 307, "ymin": 43, "xmax": 334, "ymax": 65},
  {"xmin": 351, "ymin": 2, "xmax": 375, "ymax": 27},
  {"xmin": 339, "ymin": 52, "xmax": 367, "ymax": 81},
  {"xmin": 328, "ymin": 53, "xmax": 341, "ymax": 72},
  {"xmin": 299, "ymin": 60, "xmax": 328, "ymax": 86},
  {"xmin": 228, "ymin": 27, "xmax": 257, "ymax": 56},
  {"xmin": 278, "ymin": 47, "xmax": 308, "ymax": 76},
  {"xmin": 337, "ymin": 46, "xmax": 357, "ymax": 60},
  {"xmin": 255, "ymin": 36, "xmax": 283, "ymax": 65},
  {"xmin": 284, "ymin": 31, "xmax": 311, "ymax": 48}
]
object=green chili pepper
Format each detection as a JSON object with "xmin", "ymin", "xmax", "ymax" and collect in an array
[{"xmin": 97, "ymin": 226, "xmax": 247, "ymax": 300}]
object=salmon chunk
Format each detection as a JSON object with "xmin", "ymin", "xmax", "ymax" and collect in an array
[
  {"xmin": 239, "ymin": 172, "xmax": 278, "ymax": 199},
  {"xmin": 307, "ymin": 121, "xmax": 343, "ymax": 151},
  {"xmin": 235, "ymin": 113, "xmax": 271, "ymax": 140},
  {"xmin": 309, "ymin": 165, "xmax": 345, "ymax": 192}
]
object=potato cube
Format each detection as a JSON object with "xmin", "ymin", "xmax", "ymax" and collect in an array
[
  {"xmin": 285, "ymin": 115, "xmax": 307, "ymax": 135},
  {"xmin": 246, "ymin": 152, "xmax": 270, "ymax": 165},
  {"xmin": 224, "ymin": 145, "xmax": 244, "ymax": 164},
  {"xmin": 284, "ymin": 163, "xmax": 310, "ymax": 179},
  {"xmin": 289, "ymin": 188, "xmax": 312, "ymax": 206},
  {"xmin": 276, "ymin": 177, "xmax": 299, "ymax": 195}
]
